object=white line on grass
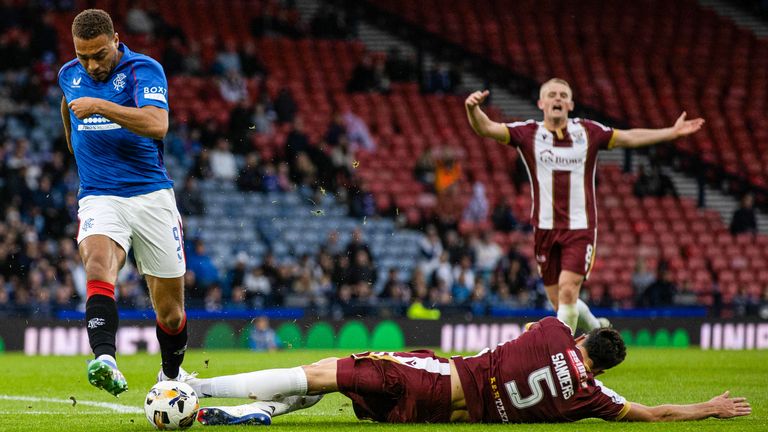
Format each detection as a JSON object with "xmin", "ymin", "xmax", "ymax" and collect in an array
[
  {"xmin": 0, "ymin": 411, "xmax": 111, "ymax": 415},
  {"xmin": 0, "ymin": 395, "xmax": 143, "ymax": 414}
]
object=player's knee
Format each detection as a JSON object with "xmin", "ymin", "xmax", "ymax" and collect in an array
[
  {"xmin": 157, "ymin": 308, "xmax": 185, "ymax": 331},
  {"xmin": 558, "ymin": 283, "xmax": 579, "ymax": 304}
]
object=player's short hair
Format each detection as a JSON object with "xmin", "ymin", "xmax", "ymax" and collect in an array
[
  {"xmin": 72, "ymin": 9, "xmax": 114, "ymax": 40},
  {"xmin": 584, "ymin": 327, "xmax": 626, "ymax": 371},
  {"xmin": 539, "ymin": 78, "xmax": 572, "ymax": 99}
]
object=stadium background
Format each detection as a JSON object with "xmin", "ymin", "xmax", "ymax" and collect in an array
[{"xmin": 0, "ymin": 0, "xmax": 767, "ymax": 357}]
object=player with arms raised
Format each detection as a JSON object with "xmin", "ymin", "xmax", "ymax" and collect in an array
[
  {"xmin": 59, "ymin": 9, "xmax": 189, "ymax": 396},
  {"xmin": 465, "ymin": 79, "xmax": 705, "ymax": 334},
  {"xmin": 176, "ymin": 317, "xmax": 749, "ymax": 425}
]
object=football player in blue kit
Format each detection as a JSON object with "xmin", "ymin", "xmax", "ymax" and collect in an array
[{"xmin": 59, "ymin": 9, "xmax": 189, "ymax": 396}]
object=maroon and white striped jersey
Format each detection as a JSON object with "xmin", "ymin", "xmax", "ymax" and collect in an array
[{"xmin": 505, "ymin": 119, "xmax": 616, "ymax": 230}]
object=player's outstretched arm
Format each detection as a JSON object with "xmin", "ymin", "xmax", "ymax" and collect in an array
[
  {"xmin": 465, "ymin": 90, "xmax": 510, "ymax": 143},
  {"xmin": 612, "ymin": 112, "xmax": 705, "ymax": 149},
  {"xmin": 622, "ymin": 391, "xmax": 751, "ymax": 422},
  {"xmin": 60, "ymin": 96, "xmax": 73, "ymax": 154},
  {"xmin": 68, "ymin": 97, "xmax": 169, "ymax": 139}
]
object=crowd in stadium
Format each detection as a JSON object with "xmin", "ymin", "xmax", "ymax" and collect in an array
[{"xmin": 1, "ymin": 0, "xmax": 767, "ymax": 320}]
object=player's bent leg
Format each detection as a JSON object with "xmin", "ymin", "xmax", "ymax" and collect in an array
[
  {"xmin": 556, "ymin": 271, "xmax": 582, "ymax": 334},
  {"xmin": 147, "ymin": 275, "xmax": 188, "ymax": 380},
  {"xmin": 303, "ymin": 358, "xmax": 340, "ymax": 395},
  {"xmin": 186, "ymin": 365, "xmax": 311, "ymax": 400},
  {"xmin": 544, "ymin": 283, "xmax": 560, "ymax": 310}
]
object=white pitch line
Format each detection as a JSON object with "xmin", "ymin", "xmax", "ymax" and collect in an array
[
  {"xmin": 0, "ymin": 395, "xmax": 143, "ymax": 414},
  {"xmin": 0, "ymin": 411, "xmax": 110, "ymax": 415}
]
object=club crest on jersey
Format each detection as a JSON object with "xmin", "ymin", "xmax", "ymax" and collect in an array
[{"xmin": 113, "ymin": 73, "xmax": 127, "ymax": 91}]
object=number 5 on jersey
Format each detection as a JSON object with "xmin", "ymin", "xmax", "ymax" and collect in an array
[{"xmin": 505, "ymin": 366, "xmax": 557, "ymax": 409}]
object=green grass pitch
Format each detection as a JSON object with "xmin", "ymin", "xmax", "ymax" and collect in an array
[{"xmin": 0, "ymin": 348, "xmax": 765, "ymax": 431}]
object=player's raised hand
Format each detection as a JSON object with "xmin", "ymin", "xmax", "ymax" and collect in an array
[
  {"xmin": 69, "ymin": 97, "xmax": 103, "ymax": 119},
  {"xmin": 465, "ymin": 90, "xmax": 490, "ymax": 110},
  {"xmin": 672, "ymin": 112, "xmax": 705, "ymax": 138},
  {"xmin": 709, "ymin": 391, "xmax": 751, "ymax": 419}
]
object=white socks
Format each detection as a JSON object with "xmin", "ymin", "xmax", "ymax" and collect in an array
[
  {"xmin": 557, "ymin": 303, "xmax": 579, "ymax": 335},
  {"xmin": 259, "ymin": 395, "xmax": 323, "ymax": 416},
  {"xmin": 576, "ymin": 299, "xmax": 601, "ymax": 331},
  {"xmin": 194, "ymin": 367, "xmax": 308, "ymax": 401}
]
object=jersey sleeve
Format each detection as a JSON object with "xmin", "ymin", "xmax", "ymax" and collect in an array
[
  {"xmin": 569, "ymin": 379, "xmax": 631, "ymax": 421},
  {"xmin": 582, "ymin": 119, "xmax": 617, "ymax": 150},
  {"xmin": 129, "ymin": 59, "xmax": 169, "ymax": 110},
  {"xmin": 504, "ymin": 121, "xmax": 533, "ymax": 148}
]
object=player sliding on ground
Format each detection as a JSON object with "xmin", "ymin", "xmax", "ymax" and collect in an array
[
  {"xmin": 183, "ymin": 317, "xmax": 750, "ymax": 425},
  {"xmin": 466, "ymin": 79, "xmax": 705, "ymax": 335}
]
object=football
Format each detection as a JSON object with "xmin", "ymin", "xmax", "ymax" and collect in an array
[{"xmin": 144, "ymin": 381, "xmax": 200, "ymax": 430}]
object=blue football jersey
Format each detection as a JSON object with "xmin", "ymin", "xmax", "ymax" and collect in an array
[{"xmin": 58, "ymin": 43, "xmax": 174, "ymax": 199}]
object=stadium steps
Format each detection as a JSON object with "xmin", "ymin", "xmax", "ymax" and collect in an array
[{"xmin": 698, "ymin": 0, "xmax": 768, "ymax": 38}]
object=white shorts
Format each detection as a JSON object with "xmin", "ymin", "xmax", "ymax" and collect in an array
[{"xmin": 77, "ymin": 188, "xmax": 186, "ymax": 278}]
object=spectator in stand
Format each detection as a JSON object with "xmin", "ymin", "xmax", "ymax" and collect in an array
[
  {"xmin": 249, "ymin": 316, "xmax": 280, "ymax": 352},
  {"xmin": 125, "ymin": 6, "xmax": 153, "ymax": 36},
  {"xmin": 225, "ymin": 253, "xmax": 248, "ymax": 297},
  {"xmin": 462, "ymin": 180, "xmax": 489, "ymax": 224},
  {"xmin": 385, "ymin": 46, "xmax": 417, "ymax": 82},
  {"xmin": 633, "ymin": 163, "xmax": 678, "ymax": 198},
  {"xmin": 237, "ymin": 153, "xmax": 263, "ymax": 192},
  {"xmin": 183, "ymin": 41, "xmax": 203, "ymax": 75},
  {"xmin": 347, "ymin": 54, "xmax": 375, "ymax": 92},
  {"xmin": 472, "ymin": 231, "xmax": 503, "ymax": 280},
  {"xmin": 631, "ymin": 258, "xmax": 656, "ymax": 301},
  {"xmin": 285, "ymin": 117, "xmax": 310, "ymax": 158},
  {"xmin": 499, "ymin": 243, "xmax": 531, "ymax": 295},
  {"xmin": 444, "ymin": 230, "xmax": 471, "ymax": 265},
  {"xmin": 260, "ymin": 163, "xmax": 281, "ymax": 193},
  {"xmin": 209, "ymin": 138, "xmax": 238, "ymax": 181},
  {"xmin": 423, "ymin": 63, "xmax": 454, "ymax": 94},
  {"xmin": 417, "ymin": 225, "xmax": 443, "ymax": 276},
  {"xmin": 204, "ymin": 284, "xmax": 224, "ymax": 312},
  {"xmin": 186, "ymin": 239, "xmax": 220, "ymax": 294},
  {"xmin": 177, "ymin": 176, "xmax": 205, "ymax": 216},
  {"xmin": 343, "ymin": 110, "xmax": 376, "ymax": 151},
  {"xmin": 434, "ymin": 184, "xmax": 463, "ymax": 233},
  {"xmin": 252, "ymin": 103, "xmax": 275, "ymax": 135},
  {"xmin": 348, "ymin": 180, "xmax": 376, "ymax": 219},
  {"xmin": 730, "ymin": 193, "xmax": 757, "ymax": 236},
  {"xmin": 243, "ymin": 265, "xmax": 272, "ymax": 308},
  {"xmin": 189, "ymin": 148, "xmax": 213, "ymax": 180},
  {"xmin": 468, "ymin": 279, "xmax": 490, "ymax": 316},
  {"xmin": 219, "ymin": 70, "xmax": 249, "ymax": 103},
  {"xmin": 162, "ymin": 36, "xmax": 185, "ymax": 76},
  {"xmin": 239, "ymin": 40, "xmax": 266, "ymax": 78},
  {"xmin": 214, "ymin": 40, "xmax": 242, "ymax": 75},
  {"xmin": 640, "ymin": 267, "xmax": 676, "ymax": 307},
  {"xmin": 379, "ymin": 268, "xmax": 411, "ymax": 305},
  {"xmin": 228, "ymin": 99, "xmax": 253, "ymax": 153},
  {"xmin": 274, "ymin": 88, "xmax": 297, "ymax": 124},
  {"xmin": 325, "ymin": 111, "xmax": 346, "ymax": 146},
  {"xmin": 434, "ymin": 151, "xmax": 462, "ymax": 194},
  {"xmin": 491, "ymin": 199, "xmax": 519, "ymax": 232},
  {"xmin": 413, "ymin": 149, "xmax": 436, "ymax": 190}
]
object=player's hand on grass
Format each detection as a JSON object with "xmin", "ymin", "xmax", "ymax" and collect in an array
[
  {"xmin": 69, "ymin": 97, "xmax": 103, "ymax": 119},
  {"xmin": 709, "ymin": 391, "xmax": 751, "ymax": 419},
  {"xmin": 671, "ymin": 111, "xmax": 705, "ymax": 138},
  {"xmin": 465, "ymin": 90, "xmax": 490, "ymax": 110}
]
